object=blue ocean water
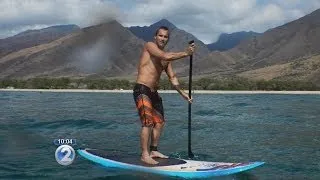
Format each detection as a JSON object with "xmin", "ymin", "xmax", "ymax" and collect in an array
[{"xmin": 0, "ymin": 91, "xmax": 319, "ymax": 180}]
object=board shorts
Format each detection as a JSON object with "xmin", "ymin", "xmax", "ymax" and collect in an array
[{"xmin": 133, "ymin": 83, "xmax": 165, "ymax": 127}]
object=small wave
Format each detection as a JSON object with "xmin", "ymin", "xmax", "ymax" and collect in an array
[
  {"xmin": 229, "ymin": 102, "xmax": 250, "ymax": 107},
  {"xmin": 28, "ymin": 119, "xmax": 108, "ymax": 130},
  {"xmin": 194, "ymin": 109, "xmax": 219, "ymax": 116}
]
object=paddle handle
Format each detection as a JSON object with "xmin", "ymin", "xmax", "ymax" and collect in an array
[{"xmin": 188, "ymin": 40, "xmax": 194, "ymax": 158}]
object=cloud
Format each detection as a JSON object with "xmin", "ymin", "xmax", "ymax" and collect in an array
[
  {"xmin": 0, "ymin": 0, "xmax": 319, "ymax": 43},
  {"xmin": 0, "ymin": 0, "xmax": 122, "ymax": 38},
  {"xmin": 121, "ymin": 0, "xmax": 320, "ymax": 43}
]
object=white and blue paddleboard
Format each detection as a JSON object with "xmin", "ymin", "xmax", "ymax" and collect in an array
[{"xmin": 77, "ymin": 149, "xmax": 264, "ymax": 178}]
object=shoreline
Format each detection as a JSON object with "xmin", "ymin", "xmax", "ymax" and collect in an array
[{"xmin": 1, "ymin": 89, "xmax": 320, "ymax": 94}]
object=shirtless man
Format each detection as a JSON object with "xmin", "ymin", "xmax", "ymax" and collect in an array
[{"xmin": 133, "ymin": 26, "xmax": 195, "ymax": 165}]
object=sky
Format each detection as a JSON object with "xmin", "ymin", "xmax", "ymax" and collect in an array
[{"xmin": 0, "ymin": 0, "xmax": 319, "ymax": 43}]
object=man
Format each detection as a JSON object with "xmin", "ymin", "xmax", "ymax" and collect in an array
[{"xmin": 133, "ymin": 26, "xmax": 195, "ymax": 165}]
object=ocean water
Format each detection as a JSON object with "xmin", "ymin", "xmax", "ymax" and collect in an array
[{"xmin": 0, "ymin": 91, "xmax": 319, "ymax": 180}]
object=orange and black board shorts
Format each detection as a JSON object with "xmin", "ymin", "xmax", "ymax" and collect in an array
[{"xmin": 133, "ymin": 83, "xmax": 164, "ymax": 127}]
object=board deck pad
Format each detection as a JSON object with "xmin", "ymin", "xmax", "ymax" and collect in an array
[
  {"xmin": 78, "ymin": 149, "xmax": 264, "ymax": 178},
  {"xmin": 86, "ymin": 149, "xmax": 187, "ymax": 167}
]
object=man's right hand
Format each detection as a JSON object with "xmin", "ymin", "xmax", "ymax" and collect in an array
[{"xmin": 186, "ymin": 43, "xmax": 195, "ymax": 56}]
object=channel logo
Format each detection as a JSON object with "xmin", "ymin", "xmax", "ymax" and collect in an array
[{"xmin": 55, "ymin": 145, "xmax": 76, "ymax": 166}]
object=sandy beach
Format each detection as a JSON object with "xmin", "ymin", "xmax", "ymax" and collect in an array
[{"xmin": 1, "ymin": 88, "xmax": 320, "ymax": 94}]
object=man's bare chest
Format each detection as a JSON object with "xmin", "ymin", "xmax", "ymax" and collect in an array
[{"xmin": 150, "ymin": 58, "xmax": 169, "ymax": 71}]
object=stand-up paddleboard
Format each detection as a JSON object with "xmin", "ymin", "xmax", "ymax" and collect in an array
[{"xmin": 78, "ymin": 149, "xmax": 264, "ymax": 178}]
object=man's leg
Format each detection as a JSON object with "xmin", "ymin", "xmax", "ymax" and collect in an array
[
  {"xmin": 140, "ymin": 126, "xmax": 159, "ymax": 164},
  {"xmin": 151, "ymin": 122, "xmax": 163, "ymax": 146},
  {"xmin": 133, "ymin": 85, "xmax": 158, "ymax": 165},
  {"xmin": 150, "ymin": 123, "xmax": 168, "ymax": 158},
  {"xmin": 150, "ymin": 92, "xmax": 168, "ymax": 158}
]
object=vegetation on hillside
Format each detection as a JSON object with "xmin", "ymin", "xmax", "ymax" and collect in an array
[{"xmin": 0, "ymin": 77, "xmax": 318, "ymax": 90}]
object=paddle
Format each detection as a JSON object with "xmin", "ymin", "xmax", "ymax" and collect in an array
[{"xmin": 188, "ymin": 40, "xmax": 194, "ymax": 158}]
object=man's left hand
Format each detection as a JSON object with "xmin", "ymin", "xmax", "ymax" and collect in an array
[{"xmin": 182, "ymin": 92, "xmax": 193, "ymax": 104}]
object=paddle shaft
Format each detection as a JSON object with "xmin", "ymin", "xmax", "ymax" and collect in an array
[{"xmin": 188, "ymin": 40, "xmax": 194, "ymax": 158}]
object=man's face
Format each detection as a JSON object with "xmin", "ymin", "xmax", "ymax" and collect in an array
[{"xmin": 154, "ymin": 29, "xmax": 169, "ymax": 49}]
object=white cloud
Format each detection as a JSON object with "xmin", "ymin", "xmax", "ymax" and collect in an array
[
  {"xmin": 0, "ymin": 0, "xmax": 122, "ymax": 38},
  {"xmin": 0, "ymin": 0, "xmax": 319, "ymax": 43},
  {"xmin": 122, "ymin": 0, "xmax": 320, "ymax": 43}
]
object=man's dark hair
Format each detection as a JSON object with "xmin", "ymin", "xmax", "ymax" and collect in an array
[{"xmin": 155, "ymin": 26, "xmax": 169, "ymax": 37}]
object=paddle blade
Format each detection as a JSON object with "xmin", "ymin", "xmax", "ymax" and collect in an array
[{"xmin": 188, "ymin": 151, "xmax": 194, "ymax": 159}]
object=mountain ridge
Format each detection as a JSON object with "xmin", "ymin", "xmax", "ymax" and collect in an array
[
  {"xmin": 207, "ymin": 31, "xmax": 262, "ymax": 51},
  {"xmin": 0, "ymin": 9, "xmax": 319, "ymax": 86}
]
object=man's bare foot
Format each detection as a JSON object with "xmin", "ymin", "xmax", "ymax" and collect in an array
[
  {"xmin": 150, "ymin": 151, "xmax": 169, "ymax": 158},
  {"xmin": 141, "ymin": 155, "xmax": 159, "ymax": 165}
]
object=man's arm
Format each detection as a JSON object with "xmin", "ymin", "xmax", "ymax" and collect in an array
[
  {"xmin": 145, "ymin": 42, "xmax": 190, "ymax": 61},
  {"xmin": 165, "ymin": 63, "xmax": 192, "ymax": 103}
]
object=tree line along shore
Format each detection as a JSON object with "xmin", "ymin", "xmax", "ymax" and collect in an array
[{"xmin": 0, "ymin": 77, "xmax": 319, "ymax": 91}]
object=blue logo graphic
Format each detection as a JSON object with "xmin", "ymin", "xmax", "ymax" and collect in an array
[{"xmin": 55, "ymin": 145, "xmax": 76, "ymax": 166}]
